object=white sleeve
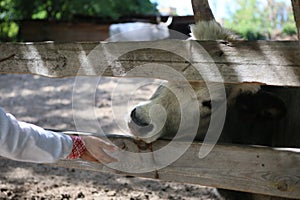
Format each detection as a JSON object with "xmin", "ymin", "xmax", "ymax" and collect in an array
[{"xmin": 0, "ymin": 108, "xmax": 73, "ymax": 163}]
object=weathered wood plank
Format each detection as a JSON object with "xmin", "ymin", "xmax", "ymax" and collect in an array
[
  {"xmin": 0, "ymin": 40, "xmax": 300, "ymax": 86},
  {"xmin": 54, "ymin": 134, "xmax": 300, "ymax": 199}
]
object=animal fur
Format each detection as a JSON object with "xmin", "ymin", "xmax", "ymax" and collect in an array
[
  {"xmin": 190, "ymin": 20, "xmax": 236, "ymax": 41},
  {"xmin": 128, "ymin": 20, "xmax": 262, "ymax": 143}
]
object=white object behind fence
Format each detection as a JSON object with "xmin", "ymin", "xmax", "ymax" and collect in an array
[{"xmin": 109, "ymin": 17, "xmax": 173, "ymax": 42}]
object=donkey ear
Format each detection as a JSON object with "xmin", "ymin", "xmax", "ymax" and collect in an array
[{"xmin": 235, "ymin": 91, "xmax": 286, "ymax": 121}]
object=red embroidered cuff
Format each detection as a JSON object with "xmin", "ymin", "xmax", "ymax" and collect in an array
[{"xmin": 67, "ymin": 136, "xmax": 86, "ymax": 160}]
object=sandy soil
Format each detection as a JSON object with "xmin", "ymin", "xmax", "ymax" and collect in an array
[{"xmin": 0, "ymin": 74, "xmax": 221, "ymax": 200}]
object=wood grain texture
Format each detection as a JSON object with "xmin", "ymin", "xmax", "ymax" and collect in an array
[
  {"xmin": 54, "ymin": 135, "xmax": 300, "ymax": 199},
  {"xmin": 1, "ymin": 40, "xmax": 300, "ymax": 86}
]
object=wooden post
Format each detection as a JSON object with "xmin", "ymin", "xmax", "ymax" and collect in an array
[
  {"xmin": 291, "ymin": 0, "xmax": 300, "ymax": 40},
  {"xmin": 191, "ymin": 0, "xmax": 215, "ymax": 23}
]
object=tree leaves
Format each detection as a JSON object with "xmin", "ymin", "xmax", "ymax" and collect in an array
[
  {"xmin": 11, "ymin": 0, "xmax": 157, "ymax": 20},
  {"xmin": 224, "ymin": 0, "xmax": 296, "ymax": 40},
  {"xmin": 0, "ymin": 0, "xmax": 157, "ymax": 41}
]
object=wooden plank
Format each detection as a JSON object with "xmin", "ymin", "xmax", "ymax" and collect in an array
[
  {"xmin": 292, "ymin": 0, "xmax": 300, "ymax": 40},
  {"xmin": 0, "ymin": 40, "xmax": 300, "ymax": 86},
  {"xmin": 54, "ymin": 134, "xmax": 300, "ymax": 199}
]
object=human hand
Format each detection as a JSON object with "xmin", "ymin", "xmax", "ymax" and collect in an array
[{"xmin": 81, "ymin": 136, "xmax": 118, "ymax": 164}]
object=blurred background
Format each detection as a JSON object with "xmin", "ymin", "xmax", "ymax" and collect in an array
[{"xmin": 0, "ymin": 0, "xmax": 297, "ymax": 42}]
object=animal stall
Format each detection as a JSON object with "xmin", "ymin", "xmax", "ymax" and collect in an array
[{"xmin": 0, "ymin": 0, "xmax": 300, "ymax": 199}]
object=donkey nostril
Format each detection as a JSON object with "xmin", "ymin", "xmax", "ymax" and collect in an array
[{"xmin": 130, "ymin": 108, "xmax": 150, "ymax": 127}]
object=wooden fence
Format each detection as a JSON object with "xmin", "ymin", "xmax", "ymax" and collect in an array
[
  {"xmin": 0, "ymin": 40, "xmax": 300, "ymax": 199},
  {"xmin": 1, "ymin": 0, "xmax": 300, "ymax": 198}
]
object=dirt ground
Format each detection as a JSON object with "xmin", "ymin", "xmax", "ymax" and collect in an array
[{"xmin": 0, "ymin": 74, "xmax": 221, "ymax": 200}]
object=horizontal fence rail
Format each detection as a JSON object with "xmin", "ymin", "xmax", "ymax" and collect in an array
[
  {"xmin": 0, "ymin": 40, "xmax": 300, "ymax": 86},
  {"xmin": 54, "ymin": 134, "xmax": 300, "ymax": 199}
]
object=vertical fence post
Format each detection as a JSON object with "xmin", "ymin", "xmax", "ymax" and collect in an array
[{"xmin": 292, "ymin": 0, "xmax": 300, "ymax": 40}]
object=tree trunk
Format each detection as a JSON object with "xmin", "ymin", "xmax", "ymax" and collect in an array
[{"xmin": 191, "ymin": 0, "xmax": 215, "ymax": 23}]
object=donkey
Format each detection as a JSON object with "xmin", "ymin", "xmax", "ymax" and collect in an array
[{"xmin": 127, "ymin": 7, "xmax": 285, "ymax": 144}]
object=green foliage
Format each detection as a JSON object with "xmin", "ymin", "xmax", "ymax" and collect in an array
[
  {"xmin": 11, "ymin": 0, "xmax": 157, "ymax": 20},
  {"xmin": 283, "ymin": 23, "xmax": 297, "ymax": 36},
  {"xmin": 0, "ymin": 0, "xmax": 18, "ymax": 41},
  {"xmin": 282, "ymin": 11, "xmax": 297, "ymax": 36},
  {"xmin": 225, "ymin": 0, "xmax": 297, "ymax": 40},
  {"xmin": 0, "ymin": 21, "xmax": 18, "ymax": 41},
  {"xmin": 224, "ymin": 0, "xmax": 266, "ymax": 40},
  {"xmin": 0, "ymin": 0, "xmax": 158, "ymax": 41}
]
